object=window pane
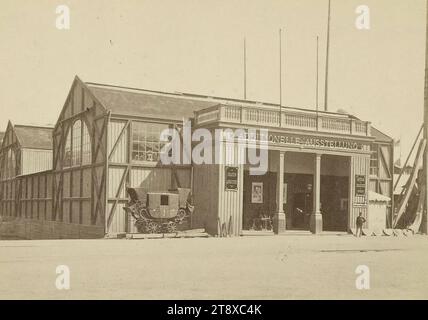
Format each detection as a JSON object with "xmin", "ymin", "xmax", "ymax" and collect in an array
[
  {"xmin": 72, "ymin": 120, "xmax": 82, "ymax": 166},
  {"xmin": 131, "ymin": 122, "xmax": 169, "ymax": 162},
  {"xmin": 82, "ymin": 122, "xmax": 92, "ymax": 165},
  {"xmin": 64, "ymin": 128, "xmax": 72, "ymax": 168}
]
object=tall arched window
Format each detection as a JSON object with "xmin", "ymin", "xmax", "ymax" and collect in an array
[
  {"xmin": 63, "ymin": 119, "xmax": 92, "ymax": 168},
  {"xmin": 71, "ymin": 120, "xmax": 82, "ymax": 166},
  {"xmin": 82, "ymin": 122, "xmax": 91, "ymax": 165},
  {"xmin": 64, "ymin": 128, "xmax": 72, "ymax": 168}
]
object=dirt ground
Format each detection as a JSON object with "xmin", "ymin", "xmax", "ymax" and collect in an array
[{"xmin": 0, "ymin": 234, "xmax": 427, "ymax": 300}]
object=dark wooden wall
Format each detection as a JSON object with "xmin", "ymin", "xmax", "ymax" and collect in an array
[
  {"xmin": 0, "ymin": 122, "xmax": 21, "ymax": 217},
  {"xmin": 52, "ymin": 77, "xmax": 108, "ymax": 230}
]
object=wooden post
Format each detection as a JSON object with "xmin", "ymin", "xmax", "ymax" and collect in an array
[
  {"xmin": 273, "ymin": 151, "xmax": 286, "ymax": 233},
  {"xmin": 310, "ymin": 153, "xmax": 323, "ymax": 233}
]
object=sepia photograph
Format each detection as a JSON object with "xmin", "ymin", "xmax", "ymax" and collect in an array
[{"xmin": 0, "ymin": 0, "xmax": 427, "ymax": 308}]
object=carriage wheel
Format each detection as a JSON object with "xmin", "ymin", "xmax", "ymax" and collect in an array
[
  {"xmin": 166, "ymin": 221, "xmax": 177, "ymax": 233},
  {"xmin": 134, "ymin": 219, "xmax": 146, "ymax": 233},
  {"xmin": 145, "ymin": 221, "xmax": 160, "ymax": 234}
]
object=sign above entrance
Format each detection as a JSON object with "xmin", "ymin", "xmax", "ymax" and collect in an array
[
  {"xmin": 266, "ymin": 132, "xmax": 369, "ymax": 151},
  {"xmin": 235, "ymin": 131, "xmax": 371, "ymax": 152},
  {"xmin": 225, "ymin": 166, "xmax": 238, "ymax": 190}
]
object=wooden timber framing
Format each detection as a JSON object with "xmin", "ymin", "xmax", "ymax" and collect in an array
[
  {"xmin": 52, "ymin": 76, "xmax": 109, "ymax": 230},
  {"xmin": 0, "ymin": 75, "xmax": 396, "ymax": 238},
  {"xmin": 0, "ymin": 76, "xmax": 191, "ymax": 238},
  {"xmin": 369, "ymin": 140, "xmax": 394, "ymax": 225},
  {"xmin": 105, "ymin": 116, "xmax": 192, "ymax": 234},
  {"xmin": 0, "ymin": 122, "xmax": 28, "ymax": 217},
  {"xmin": 0, "ymin": 78, "xmax": 105, "ymax": 239}
]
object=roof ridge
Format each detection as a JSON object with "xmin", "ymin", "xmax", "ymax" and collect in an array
[
  {"xmin": 85, "ymin": 81, "xmax": 351, "ymax": 117},
  {"xmin": 14, "ymin": 124, "xmax": 54, "ymax": 130}
]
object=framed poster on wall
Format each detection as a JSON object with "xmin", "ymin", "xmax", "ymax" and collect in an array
[{"xmin": 251, "ymin": 182, "xmax": 263, "ymax": 203}]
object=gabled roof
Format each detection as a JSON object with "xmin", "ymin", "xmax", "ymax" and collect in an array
[
  {"xmin": 370, "ymin": 126, "xmax": 393, "ymax": 143},
  {"xmin": 81, "ymin": 78, "xmax": 392, "ymax": 143},
  {"xmin": 14, "ymin": 125, "xmax": 53, "ymax": 150},
  {"xmin": 85, "ymin": 81, "xmax": 366, "ymax": 122},
  {"xmin": 86, "ymin": 83, "xmax": 220, "ymax": 120}
]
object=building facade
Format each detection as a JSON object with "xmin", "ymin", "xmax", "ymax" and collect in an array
[
  {"xmin": 0, "ymin": 122, "xmax": 53, "ymax": 220},
  {"xmin": 0, "ymin": 76, "xmax": 394, "ymax": 238}
]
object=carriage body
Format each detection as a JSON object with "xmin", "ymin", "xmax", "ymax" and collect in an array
[
  {"xmin": 123, "ymin": 187, "xmax": 192, "ymax": 233},
  {"xmin": 147, "ymin": 192, "xmax": 179, "ymax": 219}
]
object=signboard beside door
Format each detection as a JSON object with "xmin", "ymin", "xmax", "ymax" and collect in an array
[
  {"xmin": 225, "ymin": 166, "xmax": 238, "ymax": 191},
  {"xmin": 355, "ymin": 175, "xmax": 366, "ymax": 196}
]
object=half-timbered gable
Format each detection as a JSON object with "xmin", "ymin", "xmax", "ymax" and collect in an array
[
  {"xmin": 369, "ymin": 127, "xmax": 394, "ymax": 225},
  {"xmin": 52, "ymin": 76, "xmax": 108, "ymax": 228},
  {"xmin": 85, "ymin": 83, "xmax": 219, "ymax": 234},
  {"xmin": 0, "ymin": 76, "xmax": 395, "ymax": 238},
  {"xmin": 0, "ymin": 122, "xmax": 53, "ymax": 218}
]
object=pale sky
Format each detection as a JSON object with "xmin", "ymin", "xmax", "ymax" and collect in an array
[{"xmin": 0, "ymin": 0, "xmax": 426, "ymax": 159}]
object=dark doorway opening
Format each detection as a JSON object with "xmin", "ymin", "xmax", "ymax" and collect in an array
[
  {"xmin": 320, "ymin": 175, "xmax": 349, "ymax": 231},
  {"xmin": 284, "ymin": 173, "xmax": 348, "ymax": 232},
  {"xmin": 285, "ymin": 174, "xmax": 313, "ymax": 230}
]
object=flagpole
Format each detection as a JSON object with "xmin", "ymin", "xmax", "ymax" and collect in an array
[
  {"xmin": 244, "ymin": 37, "xmax": 247, "ymax": 100},
  {"xmin": 279, "ymin": 28, "xmax": 283, "ymax": 126},
  {"xmin": 316, "ymin": 36, "xmax": 319, "ymax": 113},
  {"xmin": 324, "ymin": 0, "xmax": 331, "ymax": 112}
]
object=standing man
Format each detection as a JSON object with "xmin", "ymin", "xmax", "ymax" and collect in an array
[{"xmin": 356, "ymin": 212, "xmax": 366, "ymax": 237}]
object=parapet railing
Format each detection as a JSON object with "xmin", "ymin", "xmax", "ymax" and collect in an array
[{"xmin": 194, "ymin": 104, "xmax": 371, "ymax": 137}]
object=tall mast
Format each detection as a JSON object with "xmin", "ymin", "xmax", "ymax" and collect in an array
[
  {"xmin": 324, "ymin": 0, "xmax": 331, "ymax": 111},
  {"xmin": 279, "ymin": 28, "xmax": 283, "ymax": 121},
  {"xmin": 244, "ymin": 37, "xmax": 247, "ymax": 100},
  {"xmin": 316, "ymin": 36, "xmax": 319, "ymax": 113}
]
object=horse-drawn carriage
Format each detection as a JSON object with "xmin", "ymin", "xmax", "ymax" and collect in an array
[{"xmin": 123, "ymin": 187, "xmax": 193, "ymax": 233}]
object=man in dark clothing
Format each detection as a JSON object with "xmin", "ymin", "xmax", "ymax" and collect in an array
[{"xmin": 356, "ymin": 212, "xmax": 366, "ymax": 237}]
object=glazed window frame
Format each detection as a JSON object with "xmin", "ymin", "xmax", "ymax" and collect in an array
[
  {"xmin": 131, "ymin": 121, "xmax": 171, "ymax": 164},
  {"xmin": 63, "ymin": 119, "xmax": 92, "ymax": 168}
]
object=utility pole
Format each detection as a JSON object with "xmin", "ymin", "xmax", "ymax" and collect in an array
[{"xmin": 423, "ymin": 0, "xmax": 428, "ymax": 234}]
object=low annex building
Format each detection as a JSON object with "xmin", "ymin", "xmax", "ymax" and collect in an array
[{"xmin": 0, "ymin": 76, "xmax": 394, "ymax": 239}]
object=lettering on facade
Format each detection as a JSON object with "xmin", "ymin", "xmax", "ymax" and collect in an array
[
  {"xmin": 267, "ymin": 134, "xmax": 367, "ymax": 151},
  {"xmin": 232, "ymin": 131, "xmax": 369, "ymax": 151}
]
